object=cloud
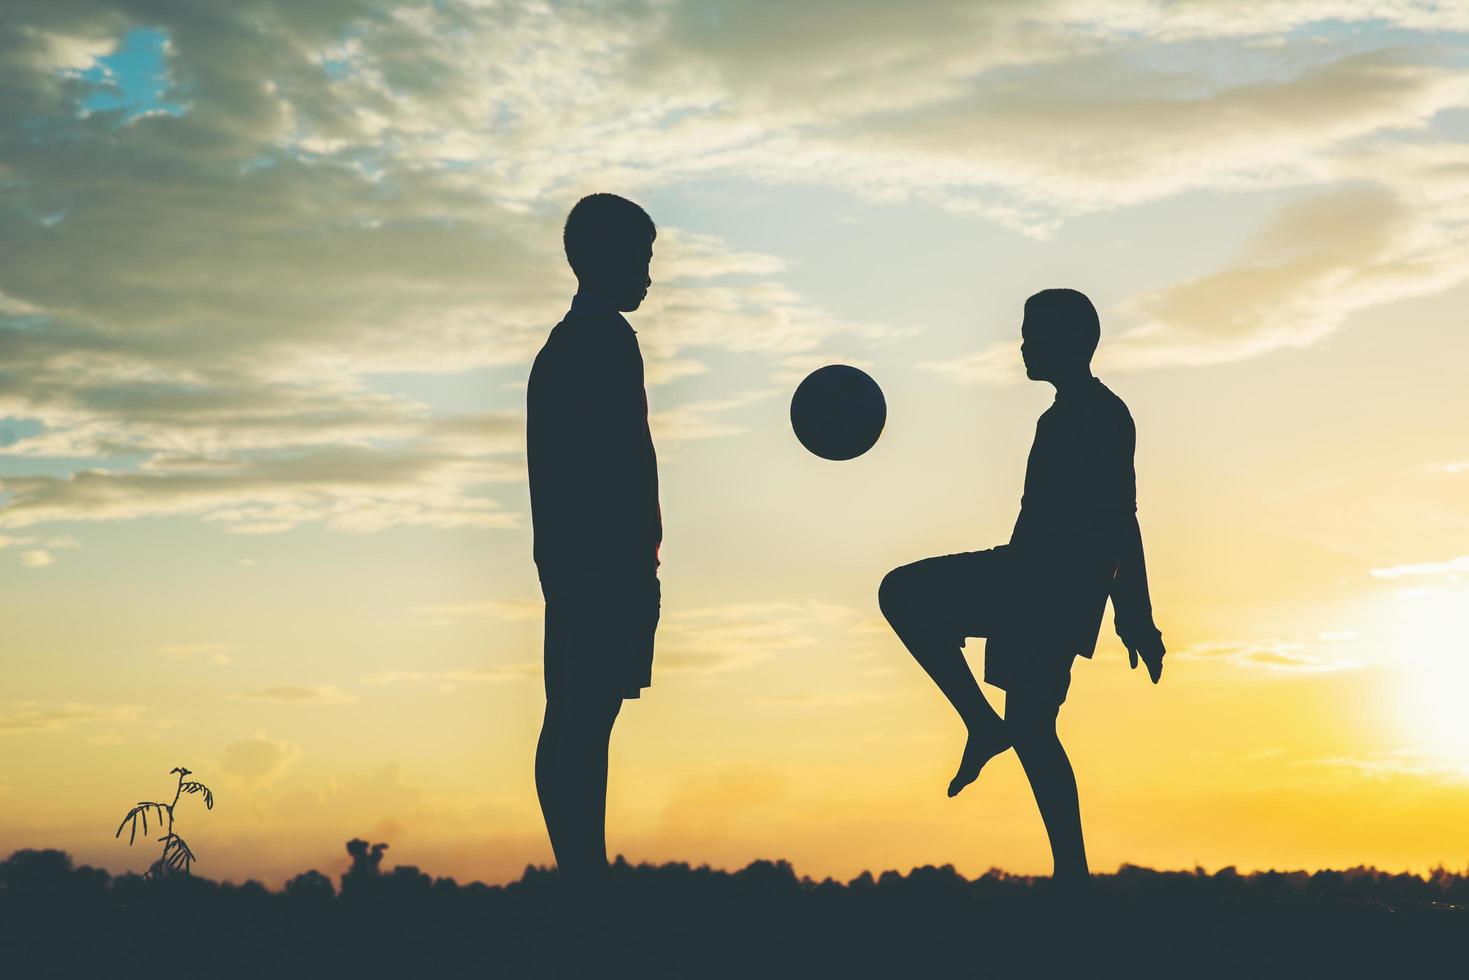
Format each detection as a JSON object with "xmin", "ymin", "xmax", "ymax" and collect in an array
[
  {"xmin": 931, "ymin": 145, "xmax": 1469, "ymax": 381},
  {"xmin": 920, "ymin": 343, "xmax": 1028, "ymax": 387},
  {"xmin": 0, "ymin": 1, "xmax": 894, "ymax": 539},
  {"xmin": 159, "ymin": 642, "xmax": 234, "ymax": 666},
  {"xmin": 220, "ymin": 730, "xmax": 301, "ymax": 787},
  {"xmin": 751, "ymin": 691, "xmax": 884, "ymax": 709},
  {"xmin": 3, "ymin": 0, "xmax": 1467, "ymax": 539},
  {"xmin": 0, "ymin": 441, "xmax": 524, "ymax": 533},
  {"xmin": 1371, "ymin": 555, "xmax": 1469, "ymax": 579},
  {"xmin": 1308, "ymin": 750, "xmax": 1469, "ymax": 782},
  {"xmin": 231, "ymin": 685, "xmax": 357, "ymax": 705},
  {"xmin": 410, "ymin": 599, "xmax": 542, "ymax": 622},
  {"xmin": 18, "ymin": 549, "xmax": 53, "ymax": 567},
  {"xmin": 408, "ymin": 596, "xmax": 877, "ymax": 678},
  {"xmin": 1108, "ymin": 158, "xmax": 1469, "ymax": 369},
  {"xmin": 1178, "ymin": 639, "xmax": 1361, "ymax": 673},
  {"xmin": 627, "ymin": 10, "xmax": 1469, "ymax": 236},
  {"xmin": 1428, "ymin": 461, "xmax": 1469, "ymax": 475},
  {"xmin": 658, "ymin": 601, "xmax": 866, "ymax": 675},
  {"xmin": 650, "ymin": 390, "xmax": 778, "ymax": 444},
  {"xmin": 360, "ymin": 663, "xmax": 540, "ymax": 691},
  {"xmin": 0, "ymin": 700, "xmax": 147, "ymax": 735}
]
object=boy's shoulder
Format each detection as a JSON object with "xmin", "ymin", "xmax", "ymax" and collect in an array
[
  {"xmin": 1091, "ymin": 379, "xmax": 1134, "ymax": 425},
  {"xmin": 1073, "ymin": 379, "xmax": 1134, "ymax": 454},
  {"xmin": 549, "ymin": 308, "xmax": 636, "ymax": 355},
  {"xmin": 539, "ymin": 310, "xmax": 632, "ymax": 363}
]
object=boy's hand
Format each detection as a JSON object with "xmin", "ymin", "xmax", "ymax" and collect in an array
[{"xmin": 1127, "ymin": 632, "xmax": 1166, "ymax": 684}]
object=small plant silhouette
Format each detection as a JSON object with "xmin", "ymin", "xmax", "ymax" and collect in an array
[{"xmin": 114, "ymin": 766, "xmax": 215, "ymax": 879}]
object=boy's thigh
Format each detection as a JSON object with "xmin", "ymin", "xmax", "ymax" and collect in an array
[{"xmin": 889, "ymin": 547, "xmax": 1017, "ymax": 639}]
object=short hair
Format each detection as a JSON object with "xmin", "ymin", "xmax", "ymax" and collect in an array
[
  {"xmin": 1025, "ymin": 288, "xmax": 1100, "ymax": 358},
  {"xmin": 563, "ymin": 193, "xmax": 656, "ymax": 280}
]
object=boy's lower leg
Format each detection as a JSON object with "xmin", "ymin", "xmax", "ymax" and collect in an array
[
  {"xmin": 535, "ymin": 702, "xmax": 570, "ymax": 867},
  {"xmin": 880, "ymin": 569, "xmax": 1009, "ymax": 795},
  {"xmin": 535, "ymin": 694, "xmax": 623, "ymax": 888},
  {"xmin": 1011, "ymin": 708, "xmax": 1089, "ymax": 880}
]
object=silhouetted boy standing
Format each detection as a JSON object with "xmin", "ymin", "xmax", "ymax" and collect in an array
[
  {"xmin": 527, "ymin": 193, "xmax": 661, "ymax": 890},
  {"xmin": 879, "ymin": 288, "xmax": 1165, "ymax": 882}
]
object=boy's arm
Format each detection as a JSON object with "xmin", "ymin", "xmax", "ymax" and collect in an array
[
  {"xmin": 1091, "ymin": 406, "xmax": 1165, "ymax": 683},
  {"xmin": 1110, "ymin": 512, "xmax": 1165, "ymax": 682},
  {"xmin": 553, "ymin": 323, "xmax": 651, "ymax": 587}
]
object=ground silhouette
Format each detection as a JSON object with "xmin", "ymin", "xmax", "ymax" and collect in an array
[{"xmin": 2, "ymin": 840, "xmax": 1465, "ymax": 977}]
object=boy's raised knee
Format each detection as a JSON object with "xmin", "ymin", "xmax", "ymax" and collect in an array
[{"xmin": 878, "ymin": 565, "xmax": 911, "ymax": 622}]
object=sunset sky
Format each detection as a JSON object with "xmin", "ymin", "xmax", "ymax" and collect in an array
[{"xmin": 3, "ymin": 1, "xmax": 1469, "ymax": 889}]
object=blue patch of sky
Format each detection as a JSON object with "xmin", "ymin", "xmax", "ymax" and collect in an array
[
  {"xmin": 2, "ymin": 314, "xmax": 52, "ymax": 331},
  {"xmin": 78, "ymin": 27, "xmax": 185, "ymax": 120},
  {"xmin": 0, "ymin": 418, "xmax": 44, "ymax": 447},
  {"xmin": 0, "ymin": 456, "xmax": 152, "ymax": 481},
  {"xmin": 0, "ymin": 416, "xmax": 152, "ymax": 478},
  {"xmin": 1432, "ymin": 106, "xmax": 1469, "ymax": 140}
]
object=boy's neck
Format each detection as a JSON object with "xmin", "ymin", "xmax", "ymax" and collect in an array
[
  {"xmin": 1050, "ymin": 369, "xmax": 1096, "ymax": 398},
  {"xmin": 571, "ymin": 288, "xmax": 621, "ymax": 315}
]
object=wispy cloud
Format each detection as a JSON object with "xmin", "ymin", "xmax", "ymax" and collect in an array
[
  {"xmin": 658, "ymin": 601, "xmax": 868, "ymax": 675},
  {"xmin": 360, "ymin": 664, "xmax": 540, "ymax": 691},
  {"xmin": 3, "ymin": 0, "xmax": 1467, "ymax": 540},
  {"xmin": 0, "ymin": 700, "xmax": 148, "ymax": 735},
  {"xmin": 1177, "ymin": 639, "xmax": 1361, "ymax": 674},
  {"xmin": 751, "ymin": 690, "xmax": 884, "ymax": 709},
  {"xmin": 930, "ymin": 146, "xmax": 1469, "ymax": 383},
  {"xmin": 231, "ymin": 685, "xmax": 357, "ymax": 705},
  {"xmin": 220, "ymin": 730, "xmax": 301, "ymax": 787},
  {"xmin": 651, "ymin": 390, "xmax": 778, "ymax": 444},
  {"xmin": 18, "ymin": 549, "xmax": 53, "ymax": 568},
  {"xmin": 1307, "ymin": 750, "xmax": 1469, "ymax": 783},
  {"xmin": 411, "ymin": 599, "xmax": 541, "ymax": 622},
  {"xmin": 1371, "ymin": 556, "xmax": 1469, "ymax": 580},
  {"xmin": 159, "ymin": 642, "xmax": 234, "ymax": 666}
]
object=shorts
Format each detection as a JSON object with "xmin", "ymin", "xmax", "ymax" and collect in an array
[
  {"xmin": 882, "ymin": 545, "xmax": 1080, "ymax": 707},
  {"xmin": 542, "ymin": 573, "xmax": 660, "ymax": 701}
]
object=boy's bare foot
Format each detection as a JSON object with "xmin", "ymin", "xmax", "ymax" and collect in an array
[{"xmin": 948, "ymin": 719, "xmax": 1011, "ymax": 797}]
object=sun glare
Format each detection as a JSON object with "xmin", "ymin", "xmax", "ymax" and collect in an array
[{"xmin": 1388, "ymin": 585, "xmax": 1469, "ymax": 765}]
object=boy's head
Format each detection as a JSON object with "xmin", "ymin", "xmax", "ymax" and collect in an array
[
  {"xmin": 563, "ymin": 193, "xmax": 656, "ymax": 312},
  {"xmin": 1020, "ymin": 288, "xmax": 1099, "ymax": 382}
]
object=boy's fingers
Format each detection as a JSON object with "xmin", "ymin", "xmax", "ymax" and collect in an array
[{"xmin": 1129, "ymin": 647, "xmax": 1139, "ymax": 669}]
